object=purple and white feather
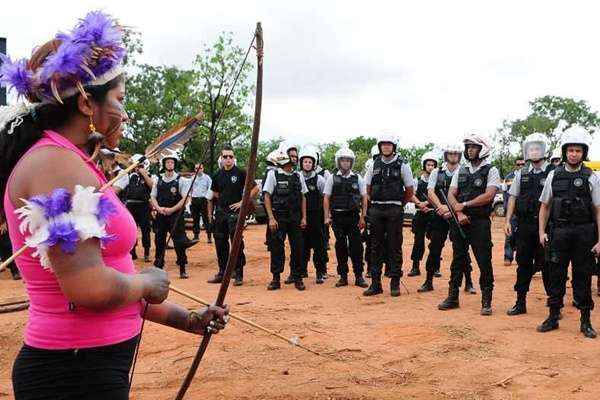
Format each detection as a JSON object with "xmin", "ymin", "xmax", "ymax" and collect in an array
[{"xmin": 15, "ymin": 185, "xmax": 117, "ymax": 269}]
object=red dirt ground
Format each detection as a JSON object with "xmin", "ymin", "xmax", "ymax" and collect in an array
[{"xmin": 1, "ymin": 218, "xmax": 599, "ymax": 399}]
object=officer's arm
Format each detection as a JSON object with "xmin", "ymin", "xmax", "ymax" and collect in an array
[
  {"xmin": 139, "ymin": 169, "xmax": 154, "ymax": 188},
  {"xmin": 505, "ymin": 195, "xmax": 516, "ymax": 221},
  {"xmin": 427, "ymin": 188, "xmax": 443, "ymax": 209},
  {"xmin": 250, "ymin": 183, "xmax": 260, "ymax": 199},
  {"xmin": 264, "ymin": 192, "xmax": 275, "ymax": 220},
  {"xmin": 360, "ymin": 194, "xmax": 368, "ymax": 219},
  {"xmin": 403, "ymin": 186, "xmax": 415, "ymax": 204},
  {"xmin": 323, "ymin": 195, "xmax": 331, "ymax": 223},
  {"xmin": 150, "ymin": 195, "xmax": 160, "ymax": 211},
  {"xmin": 301, "ymin": 195, "xmax": 307, "ymax": 222},
  {"xmin": 207, "ymin": 199, "xmax": 214, "ymax": 223},
  {"xmin": 462, "ymin": 186, "xmax": 497, "ymax": 208},
  {"xmin": 447, "ymin": 187, "xmax": 460, "ymax": 208},
  {"xmin": 538, "ymin": 202, "xmax": 550, "ymax": 242}
]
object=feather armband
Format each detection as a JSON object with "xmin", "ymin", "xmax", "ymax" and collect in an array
[{"xmin": 15, "ymin": 185, "xmax": 117, "ymax": 268}]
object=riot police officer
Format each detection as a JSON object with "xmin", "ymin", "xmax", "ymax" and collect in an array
[
  {"xmin": 418, "ymin": 143, "xmax": 475, "ymax": 293},
  {"xmin": 114, "ymin": 154, "xmax": 153, "ymax": 262},
  {"xmin": 189, "ymin": 163, "xmax": 213, "ymax": 243},
  {"xmin": 363, "ymin": 144, "xmax": 380, "ymax": 278},
  {"xmin": 207, "ymin": 146, "xmax": 258, "ymax": 286},
  {"xmin": 150, "ymin": 151, "xmax": 191, "ymax": 279},
  {"xmin": 298, "ymin": 145, "xmax": 328, "ymax": 283},
  {"xmin": 323, "ymin": 146, "xmax": 369, "ymax": 288},
  {"xmin": 505, "ymin": 133, "xmax": 553, "ymax": 315},
  {"xmin": 263, "ymin": 149, "xmax": 308, "ymax": 291},
  {"xmin": 438, "ymin": 133, "xmax": 500, "ymax": 315},
  {"xmin": 363, "ymin": 134, "xmax": 415, "ymax": 297},
  {"xmin": 407, "ymin": 151, "xmax": 438, "ymax": 277},
  {"xmin": 538, "ymin": 126, "xmax": 600, "ymax": 338}
]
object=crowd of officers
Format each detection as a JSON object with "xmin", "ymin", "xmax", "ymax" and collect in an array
[{"xmin": 61, "ymin": 126, "xmax": 600, "ymax": 340}]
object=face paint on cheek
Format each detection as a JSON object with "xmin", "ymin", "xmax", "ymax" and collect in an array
[{"xmin": 103, "ymin": 99, "xmax": 126, "ymax": 143}]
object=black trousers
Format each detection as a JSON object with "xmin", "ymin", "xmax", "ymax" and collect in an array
[
  {"xmin": 513, "ymin": 220, "xmax": 548, "ymax": 295},
  {"xmin": 190, "ymin": 197, "xmax": 212, "ymax": 240},
  {"xmin": 301, "ymin": 209, "xmax": 327, "ymax": 276},
  {"xmin": 213, "ymin": 209, "xmax": 245, "ymax": 278},
  {"xmin": 425, "ymin": 216, "xmax": 473, "ymax": 275},
  {"xmin": 369, "ymin": 204, "xmax": 404, "ymax": 280},
  {"xmin": 269, "ymin": 211, "xmax": 303, "ymax": 280},
  {"xmin": 331, "ymin": 210, "xmax": 364, "ymax": 276},
  {"xmin": 153, "ymin": 213, "xmax": 188, "ymax": 270},
  {"xmin": 12, "ymin": 335, "xmax": 138, "ymax": 400},
  {"xmin": 411, "ymin": 211, "xmax": 433, "ymax": 263},
  {"xmin": 547, "ymin": 222, "xmax": 596, "ymax": 310},
  {"xmin": 126, "ymin": 201, "xmax": 152, "ymax": 256},
  {"xmin": 448, "ymin": 217, "xmax": 494, "ymax": 291}
]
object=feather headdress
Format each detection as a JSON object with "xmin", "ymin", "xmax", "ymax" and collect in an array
[{"xmin": 144, "ymin": 112, "xmax": 204, "ymax": 162}]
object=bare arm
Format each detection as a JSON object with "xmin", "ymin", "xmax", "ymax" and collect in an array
[
  {"xmin": 403, "ymin": 186, "xmax": 415, "ymax": 204},
  {"xmin": 504, "ymin": 196, "xmax": 516, "ymax": 235},
  {"xmin": 457, "ymin": 186, "xmax": 497, "ymax": 210},
  {"xmin": 323, "ymin": 195, "xmax": 331, "ymax": 225},
  {"xmin": 427, "ymin": 188, "xmax": 443, "ymax": 210},
  {"xmin": 144, "ymin": 301, "xmax": 229, "ymax": 335},
  {"xmin": 539, "ymin": 202, "xmax": 550, "ymax": 246}
]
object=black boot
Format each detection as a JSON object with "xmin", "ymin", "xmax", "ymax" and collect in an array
[
  {"xmin": 233, "ymin": 273, "xmax": 243, "ymax": 286},
  {"xmin": 537, "ymin": 307, "xmax": 560, "ymax": 332},
  {"xmin": 284, "ymin": 275, "xmax": 295, "ymax": 285},
  {"xmin": 363, "ymin": 279, "xmax": 383, "ymax": 296},
  {"xmin": 438, "ymin": 287, "xmax": 459, "ymax": 310},
  {"xmin": 407, "ymin": 261, "xmax": 420, "ymax": 277},
  {"xmin": 316, "ymin": 272, "xmax": 325, "ymax": 284},
  {"xmin": 480, "ymin": 288, "xmax": 493, "ymax": 316},
  {"xmin": 207, "ymin": 274, "xmax": 223, "ymax": 284},
  {"xmin": 179, "ymin": 265, "xmax": 189, "ymax": 279},
  {"xmin": 355, "ymin": 275, "xmax": 369, "ymax": 288},
  {"xmin": 9, "ymin": 266, "xmax": 21, "ymax": 281},
  {"xmin": 143, "ymin": 249, "xmax": 151, "ymax": 263},
  {"xmin": 418, "ymin": 272, "xmax": 434, "ymax": 292},
  {"xmin": 267, "ymin": 274, "xmax": 281, "ymax": 291},
  {"xmin": 580, "ymin": 309, "xmax": 597, "ymax": 339},
  {"xmin": 390, "ymin": 277, "xmax": 401, "ymax": 297},
  {"xmin": 294, "ymin": 279, "xmax": 306, "ymax": 291},
  {"xmin": 507, "ymin": 292, "xmax": 527, "ymax": 316},
  {"xmin": 434, "ymin": 267, "xmax": 442, "ymax": 278},
  {"xmin": 335, "ymin": 275, "xmax": 348, "ymax": 287},
  {"xmin": 464, "ymin": 271, "xmax": 476, "ymax": 294}
]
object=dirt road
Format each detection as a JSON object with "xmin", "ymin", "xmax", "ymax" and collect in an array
[{"xmin": 1, "ymin": 219, "xmax": 599, "ymax": 399}]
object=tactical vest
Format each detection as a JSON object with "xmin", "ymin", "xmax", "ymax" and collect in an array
[
  {"xmin": 434, "ymin": 168, "xmax": 454, "ymax": 200},
  {"xmin": 305, "ymin": 174, "xmax": 323, "ymax": 212},
  {"xmin": 272, "ymin": 171, "xmax": 302, "ymax": 212},
  {"xmin": 456, "ymin": 164, "xmax": 492, "ymax": 219},
  {"xmin": 515, "ymin": 164, "xmax": 554, "ymax": 224},
  {"xmin": 317, "ymin": 168, "xmax": 328, "ymax": 178},
  {"xmin": 370, "ymin": 155, "xmax": 405, "ymax": 202},
  {"xmin": 550, "ymin": 165, "xmax": 594, "ymax": 225},
  {"xmin": 126, "ymin": 173, "xmax": 150, "ymax": 202},
  {"xmin": 331, "ymin": 174, "xmax": 361, "ymax": 211},
  {"xmin": 415, "ymin": 177, "xmax": 429, "ymax": 202},
  {"xmin": 156, "ymin": 176, "xmax": 182, "ymax": 208}
]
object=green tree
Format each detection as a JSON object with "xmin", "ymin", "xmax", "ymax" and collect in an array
[{"xmin": 493, "ymin": 95, "xmax": 600, "ymax": 175}]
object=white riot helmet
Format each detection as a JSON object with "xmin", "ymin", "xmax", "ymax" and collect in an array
[
  {"xmin": 272, "ymin": 149, "xmax": 292, "ymax": 167},
  {"xmin": 334, "ymin": 146, "xmax": 356, "ymax": 170},
  {"xmin": 377, "ymin": 133, "xmax": 397, "ymax": 153},
  {"xmin": 298, "ymin": 145, "xmax": 319, "ymax": 171},
  {"xmin": 550, "ymin": 147, "xmax": 562, "ymax": 163},
  {"xmin": 522, "ymin": 132, "xmax": 548, "ymax": 162},
  {"xmin": 266, "ymin": 149, "xmax": 280, "ymax": 166},
  {"xmin": 442, "ymin": 143, "xmax": 463, "ymax": 163},
  {"xmin": 463, "ymin": 132, "xmax": 492, "ymax": 161},
  {"xmin": 370, "ymin": 144, "xmax": 379, "ymax": 158},
  {"xmin": 420, "ymin": 151, "xmax": 439, "ymax": 170},
  {"xmin": 560, "ymin": 125, "xmax": 593, "ymax": 162},
  {"xmin": 283, "ymin": 141, "xmax": 299, "ymax": 154},
  {"xmin": 160, "ymin": 150, "xmax": 180, "ymax": 169},
  {"xmin": 131, "ymin": 153, "xmax": 150, "ymax": 170}
]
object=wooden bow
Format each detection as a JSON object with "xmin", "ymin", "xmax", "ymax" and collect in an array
[{"xmin": 174, "ymin": 22, "xmax": 263, "ymax": 400}]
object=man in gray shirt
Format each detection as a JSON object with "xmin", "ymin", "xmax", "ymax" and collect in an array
[
  {"xmin": 362, "ymin": 134, "xmax": 414, "ymax": 297},
  {"xmin": 188, "ymin": 163, "xmax": 213, "ymax": 243},
  {"xmin": 537, "ymin": 126, "xmax": 600, "ymax": 338}
]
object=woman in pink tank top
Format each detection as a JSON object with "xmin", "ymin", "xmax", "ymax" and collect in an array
[{"xmin": 0, "ymin": 12, "xmax": 228, "ymax": 400}]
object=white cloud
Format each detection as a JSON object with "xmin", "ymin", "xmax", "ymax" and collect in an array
[{"xmin": 3, "ymin": 0, "xmax": 600, "ymax": 155}]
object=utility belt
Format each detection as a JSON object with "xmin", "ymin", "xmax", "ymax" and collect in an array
[
  {"xmin": 371, "ymin": 202, "xmax": 403, "ymax": 209},
  {"xmin": 126, "ymin": 199, "xmax": 149, "ymax": 205}
]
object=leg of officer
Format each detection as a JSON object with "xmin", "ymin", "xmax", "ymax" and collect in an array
[
  {"xmin": 409, "ymin": 212, "xmax": 426, "ymax": 276},
  {"xmin": 364, "ymin": 207, "xmax": 385, "ymax": 295},
  {"xmin": 508, "ymin": 223, "xmax": 537, "ymax": 315},
  {"xmin": 419, "ymin": 218, "xmax": 448, "ymax": 292},
  {"xmin": 469, "ymin": 217, "xmax": 494, "ymax": 315},
  {"xmin": 170, "ymin": 214, "xmax": 189, "ymax": 278},
  {"xmin": 209, "ymin": 211, "xmax": 229, "ymax": 282},
  {"xmin": 386, "ymin": 206, "xmax": 404, "ymax": 296},
  {"xmin": 200, "ymin": 198, "xmax": 212, "ymax": 243},
  {"xmin": 347, "ymin": 211, "xmax": 367, "ymax": 287},
  {"xmin": 438, "ymin": 224, "xmax": 468, "ymax": 310},
  {"xmin": 333, "ymin": 211, "xmax": 351, "ymax": 287},
  {"xmin": 190, "ymin": 197, "xmax": 202, "ymax": 240},
  {"xmin": 153, "ymin": 215, "xmax": 168, "ymax": 269}
]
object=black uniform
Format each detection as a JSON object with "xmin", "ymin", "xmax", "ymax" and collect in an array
[
  {"xmin": 368, "ymin": 156, "xmax": 406, "ymax": 291},
  {"xmin": 330, "ymin": 173, "xmax": 364, "ymax": 279},
  {"xmin": 410, "ymin": 176, "xmax": 434, "ymax": 272},
  {"xmin": 442, "ymin": 164, "xmax": 495, "ymax": 311},
  {"xmin": 124, "ymin": 172, "xmax": 152, "ymax": 260},
  {"xmin": 420, "ymin": 168, "xmax": 473, "ymax": 290},
  {"xmin": 211, "ymin": 166, "xmax": 248, "ymax": 280},
  {"xmin": 301, "ymin": 173, "xmax": 327, "ymax": 280},
  {"xmin": 267, "ymin": 170, "xmax": 304, "ymax": 282},
  {"xmin": 317, "ymin": 168, "xmax": 330, "ymax": 268},
  {"xmin": 546, "ymin": 165, "xmax": 596, "ymax": 313},
  {"xmin": 510, "ymin": 164, "xmax": 553, "ymax": 306},
  {"xmin": 153, "ymin": 175, "xmax": 188, "ymax": 274}
]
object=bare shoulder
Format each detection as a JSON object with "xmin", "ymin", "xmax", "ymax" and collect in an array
[{"xmin": 9, "ymin": 146, "xmax": 99, "ymax": 207}]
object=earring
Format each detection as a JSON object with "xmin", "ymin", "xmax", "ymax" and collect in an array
[{"xmin": 89, "ymin": 116, "xmax": 97, "ymax": 135}]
